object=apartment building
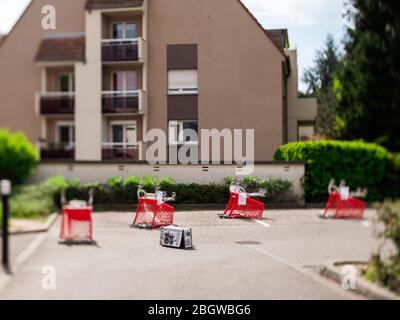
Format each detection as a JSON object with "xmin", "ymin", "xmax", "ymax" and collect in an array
[{"xmin": 0, "ymin": 0, "xmax": 316, "ymax": 165}]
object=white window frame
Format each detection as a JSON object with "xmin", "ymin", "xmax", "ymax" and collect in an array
[
  {"xmin": 168, "ymin": 69, "xmax": 198, "ymax": 95},
  {"xmin": 58, "ymin": 73, "xmax": 74, "ymax": 92},
  {"xmin": 111, "ymin": 71, "xmax": 137, "ymax": 92},
  {"xmin": 168, "ymin": 120, "xmax": 199, "ymax": 145},
  {"xmin": 111, "ymin": 21, "xmax": 136, "ymax": 40},
  {"xmin": 108, "ymin": 120, "xmax": 137, "ymax": 148},
  {"xmin": 55, "ymin": 121, "xmax": 75, "ymax": 147}
]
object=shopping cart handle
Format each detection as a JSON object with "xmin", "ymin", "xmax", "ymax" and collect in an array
[
  {"xmin": 60, "ymin": 189, "xmax": 66, "ymax": 207},
  {"xmin": 88, "ymin": 189, "xmax": 94, "ymax": 206},
  {"xmin": 328, "ymin": 179, "xmax": 338, "ymax": 194},
  {"xmin": 137, "ymin": 189, "xmax": 147, "ymax": 199}
]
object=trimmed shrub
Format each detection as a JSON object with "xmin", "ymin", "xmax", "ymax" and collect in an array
[
  {"xmin": 260, "ymin": 178, "xmax": 294, "ymax": 203},
  {"xmin": 157, "ymin": 176, "xmax": 177, "ymax": 189},
  {"xmin": 224, "ymin": 176, "xmax": 234, "ymax": 186},
  {"xmin": 274, "ymin": 140, "xmax": 394, "ymax": 202},
  {"xmin": 62, "ymin": 176, "xmax": 294, "ymax": 206},
  {"xmin": 141, "ymin": 176, "xmax": 156, "ymax": 191},
  {"xmin": 0, "ymin": 129, "xmax": 38, "ymax": 184},
  {"xmin": 242, "ymin": 176, "xmax": 261, "ymax": 189}
]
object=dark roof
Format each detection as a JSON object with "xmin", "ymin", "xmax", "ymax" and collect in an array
[
  {"xmin": 35, "ymin": 36, "xmax": 85, "ymax": 63},
  {"xmin": 85, "ymin": 0, "xmax": 144, "ymax": 10},
  {"xmin": 264, "ymin": 29, "xmax": 289, "ymax": 50}
]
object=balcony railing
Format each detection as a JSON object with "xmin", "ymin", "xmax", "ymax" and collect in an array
[
  {"xmin": 101, "ymin": 38, "xmax": 146, "ymax": 63},
  {"xmin": 102, "ymin": 90, "xmax": 146, "ymax": 114},
  {"xmin": 40, "ymin": 143, "xmax": 75, "ymax": 160},
  {"xmin": 102, "ymin": 143, "xmax": 139, "ymax": 161},
  {"xmin": 39, "ymin": 92, "xmax": 75, "ymax": 114}
]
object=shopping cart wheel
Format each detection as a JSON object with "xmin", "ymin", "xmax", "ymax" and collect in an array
[
  {"xmin": 318, "ymin": 212, "xmax": 328, "ymax": 219},
  {"xmin": 217, "ymin": 212, "xmax": 229, "ymax": 219}
]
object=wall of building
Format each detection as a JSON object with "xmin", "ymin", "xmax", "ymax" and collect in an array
[
  {"xmin": 0, "ymin": 0, "xmax": 305, "ymax": 162},
  {"xmin": 147, "ymin": 0, "xmax": 286, "ymax": 161},
  {"xmin": 0, "ymin": 0, "xmax": 86, "ymax": 144},
  {"xmin": 29, "ymin": 162, "xmax": 305, "ymax": 201},
  {"xmin": 286, "ymin": 50, "xmax": 317, "ymax": 142}
]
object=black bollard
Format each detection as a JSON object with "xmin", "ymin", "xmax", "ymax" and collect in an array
[{"xmin": 1, "ymin": 180, "xmax": 11, "ymax": 273}]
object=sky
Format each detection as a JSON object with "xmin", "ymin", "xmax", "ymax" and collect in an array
[{"xmin": 0, "ymin": 0, "xmax": 348, "ymax": 91}]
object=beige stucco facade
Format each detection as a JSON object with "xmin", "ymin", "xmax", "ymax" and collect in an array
[
  {"xmin": 0, "ymin": 0, "xmax": 86, "ymax": 147},
  {"xmin": 286, "ymin": 50, "xmax": 317, "ymax": 142},
  {"xmin": 0, "ymin": 0, "xmax": 316, "ymax": 166}
]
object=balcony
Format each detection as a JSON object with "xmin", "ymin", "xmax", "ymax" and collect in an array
[
  {"xmin": 39, "ymin": 92, "xmax": 75, "ymax": 115},
  {"xmin": 40, "ymin": 143, "xmax": 75, "ymax": 160},
  {"xmin": 102, "ymin": 143, "xmax": 139, "ymax": 161},
  {"xmin": 102, "ymin": 90, "xmax": 146, "ymax": 114},
  {"xmin": 102, "ymin": 38, "xmax": 146, "ymax": 63}
]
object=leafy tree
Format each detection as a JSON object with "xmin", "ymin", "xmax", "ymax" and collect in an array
[
  {"xmin": 336, "ymin": 0, "xmax": 400, "ymax": 151},
  {"xmin": 0, "ymin": 129, "xmax": 38, "ymax": 184},
  {"xmin": 302, "ymin": 34, "xmax": 341, "ymax": 138}
]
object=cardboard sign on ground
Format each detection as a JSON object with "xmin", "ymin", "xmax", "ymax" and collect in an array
[{"xmin": 160, "ymin": 226, "xmax": 193, "ymax": 249}]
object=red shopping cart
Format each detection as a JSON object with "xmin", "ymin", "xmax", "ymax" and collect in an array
[
  {"xmin": 132, "ymin": 186, "xmax": 176, "ymax": 229},
  {"xmin": 219, "ymin": 182, "xmax": 265, "ymax": 219},
  {"xmin": 59, "ymin": 190, "xmax": 95, "ymax": 243},
  {"xmin": 321, "ymin": 180, "xmax": 367, "ymax": 219}
]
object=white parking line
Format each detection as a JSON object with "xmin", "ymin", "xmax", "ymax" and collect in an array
[
  {"xmin": 246, "ymin": 245, "xmax": 361, "ymax": 300},
  {"xmin": 253, "ymin": 219, "xmax": 271, "ymax": 228}
]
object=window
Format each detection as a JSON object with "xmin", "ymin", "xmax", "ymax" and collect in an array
[
  {"xmin": 56, "ymin": 122, "xmax": 75, "ymax": 147},
  {"xmin": 168, "ymin": 120, "xmax": 198, "ymax": 145},
  {"xmin": 112, "ymin": 71, "xmax": 137, "ymax": 92},
  {"xmin": 168, "ymin": 70, "xmax": 198, "ymax": 94},
  {"xmin": 112, "ymin": 21, "xmax": 136, "ymax": 39},
  {"xmin": 59, "ymin": 74, "xmax": 74, "ymax": 92},
  {"xmin": 110, "ymin": 121, "xmax": 137, "ymax": 148}
]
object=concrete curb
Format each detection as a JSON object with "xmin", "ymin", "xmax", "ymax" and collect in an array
[
  {"xmin": 319, "ymin": 261, "xmax": 399, "ymax": 300},
  {"xmin": 8, "ymin": 213, "xmax": 58, "ymax": 236}
]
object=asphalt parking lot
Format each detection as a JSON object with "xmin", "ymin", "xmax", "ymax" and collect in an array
[{"xmin": 0, "ymin": 209, "xmax": 378, "ymax": 300}]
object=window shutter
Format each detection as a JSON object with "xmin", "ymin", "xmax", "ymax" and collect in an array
[{"xmin": 168, "ymin": 70, "xmax": 198, "ymax": 91}]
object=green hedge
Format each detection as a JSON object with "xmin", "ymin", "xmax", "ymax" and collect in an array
[
  {"xmin": 0, "ymin": 129, "xmax": 38, "ymax": 184},
  {"xmin": 274, "ymin": 140, "xmax": 397, "ymax": 202},
  {"xmin": 54, "ymin": 175, "xmax": 294, "ymax": 207}
]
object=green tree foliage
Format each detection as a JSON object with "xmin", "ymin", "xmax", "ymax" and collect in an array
[
  {"xmin": 365, "ymin": 201, "xmax": 400, "ymax": 294},
  {"xmin": 336, "ymin": 1, "xmax": 400, "ymax": 151},
  {"xmin": 0, "ymin": 129, "xmax": 38, "ymax": 184},
  {"xmin": 302, "ymin": 34, "xmax": 341, "ymax": 138}
]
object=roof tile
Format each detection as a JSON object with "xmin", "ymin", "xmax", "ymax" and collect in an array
[
  {"xmin": 85, "ymin": 0, "xmax": 144, "ymax": 10},
  {"xmin": 35, "ymin": 36, "xmax": 85, "ymax": 62}
]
